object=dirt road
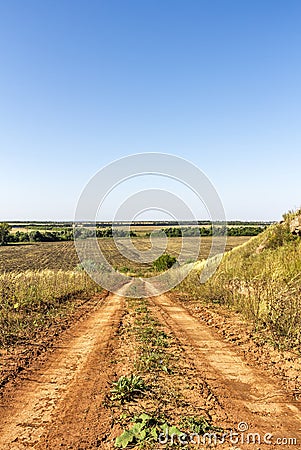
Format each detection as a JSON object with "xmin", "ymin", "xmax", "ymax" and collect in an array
[
  {"xmin": 149, "ymin": 294, "xmax": 301, "ymax": 445},
  {"xmin": 0, "ymin": 292, "xmax": 125, "ymax": 449},
  {"xmin": 0, "ymin": 287, "xmax": 300, "ymax": 448}
]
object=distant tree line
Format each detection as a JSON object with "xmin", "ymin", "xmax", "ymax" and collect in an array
[
  {"xmin": 7, "ymin": 227, "xmax": 138, "ymax": 242},
  {"xmin": 8, "ymin": 229, "xmax": 74, "ymax": 243},
  {"xmin": 97, "ymin": 228, "xmax": 137, "ymax": 238},
  {"xmin": 74, "ymin": 227, "xmax": 137, "ymax": 239},
  {"xmin": 153, "ymin": 226, "xmax": 266, "ymax": 238},
  {"xmin": 227, "ymin": 226, "xmax": 266, "ymax": 236},
  {"xmin": 0, "ymin": 222, "xmax": 266, "ymax": 246}
]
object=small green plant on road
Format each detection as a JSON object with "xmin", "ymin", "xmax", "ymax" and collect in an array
[
  {"xmin": 180, "ymin": 415, "xmax": 223, "ymax": 435},
  {"xmin": 115, "ymin": 412, "xmax": 182, "ymax": 448},
  {"xmin": 110, "ymin": 374, "xmax": 146, "ymax": 403}
]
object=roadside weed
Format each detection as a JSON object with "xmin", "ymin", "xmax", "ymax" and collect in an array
[
  {"xmin": 115, "ymin": 412, "xmax": 182, "ymax": 448},
  {"xmin": 180, "ymin": 415, "xmax": 223, "ymax": 435},
  {"xmin": 110, "ymin": 374, "xmax": 146, "ymax": 403}
]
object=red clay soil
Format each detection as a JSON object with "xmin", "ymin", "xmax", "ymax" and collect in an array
[
  {"xmin": 0, "ymin": 286, "xmax": 301, "ymax": 449},
  {"xmin": 149, "ymin": 292, "xmax": 301, "ymax": 448},
  {"xmin": 0, "ymin": 292, "xmax": 124, "ymax": 449}
]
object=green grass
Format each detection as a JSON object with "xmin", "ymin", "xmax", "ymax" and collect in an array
[
  {"xmin": 131, "ymin": 302, "xmax": 171, "ymax": 373},
  {"xmin": 113, "ymin": 297, "xmax": 223, "ymax": 449},
  {"xmin": 114, "ymin": 299, "xmax": 176, "ymax": 447}
]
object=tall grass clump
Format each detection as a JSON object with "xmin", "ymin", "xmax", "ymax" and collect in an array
[
  {"xmin": 178, "ymin": 213, "xmax": 301, "ymax": 349},
  {"xmin": 0, "ymin": 269, "xmax": 101, "ymax": 347}
]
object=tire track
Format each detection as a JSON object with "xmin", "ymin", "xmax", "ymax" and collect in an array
[
  {"xmin": 147, "ymin": 289, "xmax": 301, "ymax": 445},
  {"xmin": 0, "ymin": 290, "xmax": 126, "ymax": 449}
]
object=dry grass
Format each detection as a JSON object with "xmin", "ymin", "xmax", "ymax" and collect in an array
[
  {"xmin": 0, "ymin": 269, "xmax": 101, "ymax": 347},
  {"xmin": 178, "ymin": 216, "xmax": 301, "ymax": 350}
]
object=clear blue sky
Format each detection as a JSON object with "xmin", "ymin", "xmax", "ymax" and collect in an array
[{"xmin": 0, "ymin": 0, "xmax": 300, "ymax": 221}]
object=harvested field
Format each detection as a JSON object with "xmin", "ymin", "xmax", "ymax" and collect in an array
[{"xmin": 0, "ymin": 236, "xmax": 250, "ymax": 273}]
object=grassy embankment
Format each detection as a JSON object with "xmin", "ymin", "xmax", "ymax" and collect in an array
[
  {"xmin": 178, "ymin": 211, "xmax": 301, "ymax": 350},
  {"xmin": 0, "ymin": 270, "xmax": 101, "ymax": 347}
]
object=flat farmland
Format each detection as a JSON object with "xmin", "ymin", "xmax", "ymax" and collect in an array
[
  {"xmin": 0, "ymin": 236, "xmax": 251, "ymax": 273},
  {"xmin": 0, "ymin": 242, "xmax": 78, "ymax": 272}
]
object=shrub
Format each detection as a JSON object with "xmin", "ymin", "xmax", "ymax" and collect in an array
[{"xmin": 152, "ymin": 254, "xmax": 177, "ymax": 271}]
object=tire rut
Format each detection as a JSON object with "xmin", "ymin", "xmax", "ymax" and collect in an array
[
  {"xmin": 0, "ymin": 291, "xmax": 125, "ymax": 449},
  {"xmin": 148, "ymin": 292, "xmax": 301, "ymax": 445}
]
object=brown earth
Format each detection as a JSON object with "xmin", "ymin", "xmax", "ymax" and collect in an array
[
  {"xmin": 148, "ymin": 293, "xmax": 301, "ymax": 447},
  {"xmin": 0, "ymin": 285, "xmax": 301, "ymax": 449},
  {"xmin": 0, "ymin": 293, "xmax": 109, "ymax": 391},
  {"xmin": 0, "ymin": 291, "xmax": 125, "ymax": 449},
  {"xmin": 0, "ymin": 237, "xmax": 250, "ymax": 273}
]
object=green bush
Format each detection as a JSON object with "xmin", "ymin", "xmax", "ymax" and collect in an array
[
  {"xmin": 152, "ymin": 254, "xmax": 177, "ymax": 271},
  {"xmin": 265, "ymin": 222, "xmax": 296, "ymax": 249}
]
